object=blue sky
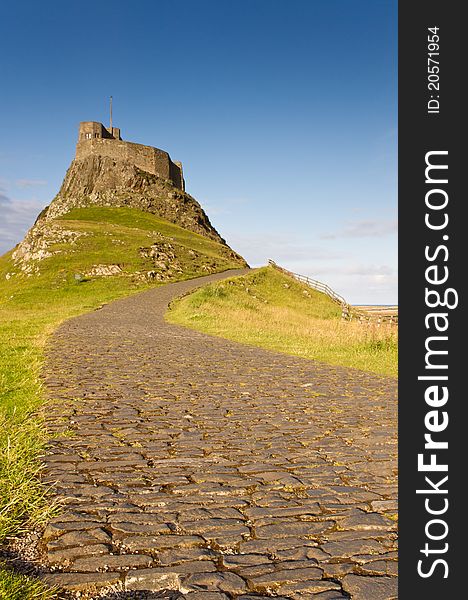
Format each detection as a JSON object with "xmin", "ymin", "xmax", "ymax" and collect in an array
[{"xmin": 0, "ymin": 0, "xmax": 397, "ymax": 304}]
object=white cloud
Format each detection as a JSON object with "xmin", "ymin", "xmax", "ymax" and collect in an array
[
  {"xmin": 0, "ymin": 191, "xmax": 46, "ymax": 255},
  {"xmin": 321, "ymin": 219, "xmax": 397, "ymax": 239},
  {"xmin": 341, "ymin": 264, "xmax": 395, "ymax": 277},
  {"xmin": 15, "ymin": 178, "xmax": 48, "ymax": 188},
  {"xmin": 202, "ymin": 197, "xmax": 251, "ymax": 217},
  {"xmin": 299, "ymin": 264, "xmax": 398, "ymax": 305},
  {"xmin": 221, "ymin": 230, "xmax": 397, "ymax": 303},
  {"xmin": 224, "ymin": 231, "xmax": 343, "ymax": 266}
]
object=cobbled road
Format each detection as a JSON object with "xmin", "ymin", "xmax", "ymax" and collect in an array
[{"xmin": 40, "ymin": 269, "xmax": 398, "ymax": 599}]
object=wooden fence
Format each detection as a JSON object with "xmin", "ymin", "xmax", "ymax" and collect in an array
[{"xmin": 268, "ymin": 260, "xmax": 398, "ymax": 325}]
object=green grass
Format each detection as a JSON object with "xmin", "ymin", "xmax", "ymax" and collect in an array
[
  {"xmin": 0, "ymin": 565, "xmax": 56, "ymax": 600},
  {"xmin": 0, "ymin": 206, "xmax": 244, "ymax": 595},
  {"xmin": 14, "ymin": 206, "xmax": 242, "ymax": 281},
  {"xmin": 167, "ymin": 266, "xmax": 398, "ymax": 377}
]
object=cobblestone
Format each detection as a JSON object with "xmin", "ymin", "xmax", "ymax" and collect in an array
[{"xmin": 38, "ymin": 270, "xmax": 397, "ymax": 597}]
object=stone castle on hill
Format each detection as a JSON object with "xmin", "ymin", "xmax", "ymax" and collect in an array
[
  {"xmin": 76, "ymin": 121, "xmax": 185, "ymax": 191},
  {"xmin": 11, "ymin": 116, "xmax": 248, "ymax": 273},
  {"xmin": 13, "ymin": 118, "xmax": 228, "ymax": 245}
]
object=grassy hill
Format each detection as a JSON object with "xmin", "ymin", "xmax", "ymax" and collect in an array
[
  {"xmin": 167, "ymin": 266, "xmax": 398, "ymax": 377},
  {"xmin": 0, "ymin": 208, "xmax": 396, "ymax": 597},
  {"xmin": 0, "ymin": 206, "xmax": 245, "ymax": 595}
]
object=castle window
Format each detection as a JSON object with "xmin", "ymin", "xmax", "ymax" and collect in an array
[{"xmin": 85, "ymin": 133, "xmax": 92, "ymax": 139}]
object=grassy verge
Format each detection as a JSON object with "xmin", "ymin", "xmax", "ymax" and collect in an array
[
  {"xmin": 167, "ymin": 266, "xmax": 398, "ymax": 377},
  {"xmin": 0, "ymin": 207, "xmax": 244, "ymax": 596},
  {"xmin": 0, "ymin": 565, "xmax": 56, "ymax": 600}
]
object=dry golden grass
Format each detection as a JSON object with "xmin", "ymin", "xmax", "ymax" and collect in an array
[{"xmin": 167, "ymin": 267, "xmax": 397, "ymax": 377}]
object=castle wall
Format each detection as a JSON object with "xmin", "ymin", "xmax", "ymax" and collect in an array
[
  {"xmin": 75, "ymin": 138, "xmax": 184, "ymax": 190},
  {"xmin": 169, "ymin": 159, "xmax": 184, "ymax": 190}
]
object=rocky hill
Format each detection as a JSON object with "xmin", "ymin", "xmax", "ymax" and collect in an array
[
  {"xmin": 41, "ymin": 155, "xmax": 224, "ymax": 242},
  {"xmin": 10, "ymin": 154, "xmax": 246, "ymax": 280}
]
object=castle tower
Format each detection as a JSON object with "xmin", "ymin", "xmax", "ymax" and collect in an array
[
  {"xmin": 78, "ymin": 121, "xmax": 121, "ymax": 141},
  {"xmin": 75, "ymin": 122, "xmax": 184, "ymax": 191}
]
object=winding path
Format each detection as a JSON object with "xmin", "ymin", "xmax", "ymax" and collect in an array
[{"xmin": 40, "ymin": 270, "xmax": 397, "ymax": 599}]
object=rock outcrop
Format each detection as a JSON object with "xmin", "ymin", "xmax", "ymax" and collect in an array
[
  {"xmin": 12, "ymin": 155, "xmax": 246, "ymax": 275},
  {"xmin": 39, "ymin": 155, "xmax": 225, "ymax": 243}
]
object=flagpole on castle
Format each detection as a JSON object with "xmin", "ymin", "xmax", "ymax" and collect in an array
[{"xmin": 109, "ymin": 96, "xmax": 113, "ymax": 132}]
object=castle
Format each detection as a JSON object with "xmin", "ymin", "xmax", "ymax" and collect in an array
[{"xmin": 76, "ymin": 122, "xmax": 185, "ymax": 190}]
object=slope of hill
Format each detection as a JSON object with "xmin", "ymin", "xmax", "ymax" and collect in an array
[
  {"xmin": 0, "ymin": 205, "xmax": 246, "ymax": 587},
  {"xmin": 36, "ymin": 154, "xmax": 225, "ymax": 243},
  {"xmin": 167, "ymin": 266, "xmax": 398, "ymax": 377},
  {"xmin": 8, "ymin": 205, "xmax": 245, "ymax": 284}
]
